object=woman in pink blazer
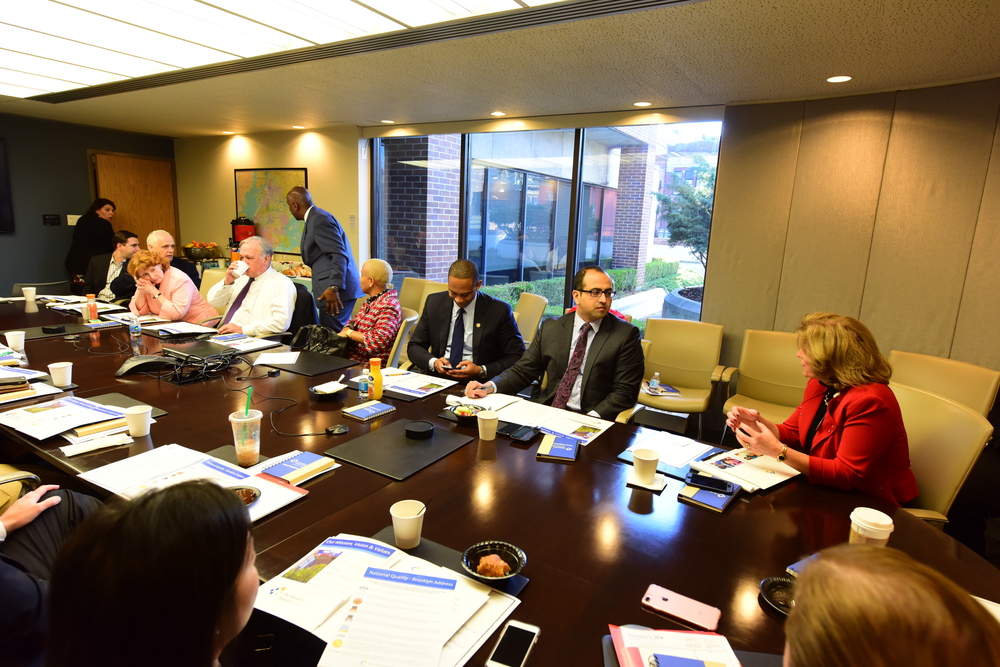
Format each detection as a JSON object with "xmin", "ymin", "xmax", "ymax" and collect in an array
[{"xmin": 128, "ymin": 250, "xmax": 218, "ymax": 324}]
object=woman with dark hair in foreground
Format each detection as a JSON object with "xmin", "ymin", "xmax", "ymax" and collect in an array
[{"xmin": 47, "ymin": 481, "xmax": 257, "ymax": 667}]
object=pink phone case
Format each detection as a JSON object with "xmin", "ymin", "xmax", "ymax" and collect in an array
[{"xmin": 641, "ymin": 584, "xmax": 721, "ymax": 631}]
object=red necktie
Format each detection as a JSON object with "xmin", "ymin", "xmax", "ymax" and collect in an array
[{"xmin": 552, "ymin": 322, "xmax": 591, "ymax": 410}]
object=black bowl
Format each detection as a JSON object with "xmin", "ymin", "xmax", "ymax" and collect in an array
[
  {"xmin": 448, "ymin": 403, "xmax": 485, "ymax": 426},
  {"xmin": 461, "ymin": 540, "xmax": 526, "ymax": 581}
]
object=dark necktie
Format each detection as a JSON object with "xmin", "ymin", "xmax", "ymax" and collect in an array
[
  {"xmin": 222, "ymin": 277, "xmax": 254, "ymax": 325},
  {"xmin": 552, "ymin": 322, "xmax": 591, "ymax": 410},
  {"xmin": 449, "ymin": 307, "xmax": 466, "ymax": 367}
]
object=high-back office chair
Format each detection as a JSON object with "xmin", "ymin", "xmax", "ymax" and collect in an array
[
  {"xmin": 274, "ymin": 283, "xmax": 319, "ymax": 341},
  {"xmin": 634, "ymin": 318, "xmax": 724, "ymax": 438},
  {"xmin": 514, "ymin": 292, "xmax": 548, "ymax": 347},
  {"xmin": 387, "ymin": 308, "xmax": 419, "ymax": 369},
  {"xmin": 888, "ymin": 350, "xmax": 1000, "ymax": 417},
  {"xmin": 890, "ymin": 383, "xmax": 994, "ymax": 524},
  {"xmin": 416, "ymin": 281, "xmax": 448, "ymax": 314},
  {"xmin": 720, "ymin": 330, "xmax": 808, "ymax": 435},
  {"xmin": 0, "ymin": 464, "xmax": 41, "ymax": 515},
  {"xmin": 395, "ymin": 281, "xmax": 447, "ymax": 368},
  {"xmin": 199, "ymin": 269, "xmax": 227, "ymax": 315},
  {"xmin": 12, "ymin": 281, "xmax": 71, "ymax": 297},
  {"xmin": 398, "ymin": 277, "xmax": 428, "ymax": 314}
]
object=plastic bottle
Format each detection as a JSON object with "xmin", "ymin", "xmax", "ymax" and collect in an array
[
  {"xmin": 357, "ymin": 361, "xmax": 370, "ymax": 399},
  {"xmin": 368, "ymin": 358, "xmax": 383, "ymax": 400},
  {"xmin": 85, "ymin": 293, "xmax": 98, "ymax": 320},
  {"xmin": 128, "ymin": 314, "xmax": 143, "ymax": 356},
  {"xmin": 650, "ymin": 372, "xmax": 661, "ymax": 390}
]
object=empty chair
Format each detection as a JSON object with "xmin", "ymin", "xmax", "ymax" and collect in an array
[
  {"xmin": 888, "ymin": 350, "xmax": 1000, "ymax": 417},
  {"xmin": 514, "ymin": 292, "xmax": 548, "ymax": 346},
  {"xmin": 12, "ymin": 281, "xmax": 71, "ymax": 297},
  {"xmin": 721, "ymin": 329, "xmax": 808, "ymax": 428},
  {"xmin": 199, "ymin": 269, "xmax": 228, "ymax": 315},
  {"xmin": 635, "ymin": 318, "xmax": 724, "ymax": 437},
  {"xmin": 889, "ymin": 383, "xmax": 994, "ymax": 524},
  {"xmin": 387, "ymin": 307, "xmax": 418, "ymax": 369}
]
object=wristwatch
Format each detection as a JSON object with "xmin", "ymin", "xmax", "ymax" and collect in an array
[
  {"xmin": 777, "ymin": 444, "xmax": 788, "ymax": 462},
  {"xmin": 479, "ymin": 364, "xmax": 487, "ymax": 379}
]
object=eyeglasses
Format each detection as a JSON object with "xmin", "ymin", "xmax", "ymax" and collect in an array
[{"xmin": 579, "ymin": 288, "xmax": 616, "ymax": 298}]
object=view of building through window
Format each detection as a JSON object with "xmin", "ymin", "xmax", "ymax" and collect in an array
[{"xmin": 375, "ymin": 121, "xmax": 721, "ymax": 333}]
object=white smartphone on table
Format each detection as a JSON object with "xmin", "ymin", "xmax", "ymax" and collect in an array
[{"xmin": 486, "ymin": 620, "xmax": 540, "ymax": 667}]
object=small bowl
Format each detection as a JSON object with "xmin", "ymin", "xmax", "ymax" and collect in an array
[
  {"xmin": 759, "ymin": 576, "xmax": 796, "ymax": 616},
  {"xmin": 448, "ymin": 403, "xmax": 484, "ymax": 426},
  {"xmin": 229, "ymin": 485, "xmax": 261, "ymax": 507},
  {"xmin": 461, "ymin": 540, "xmax": 526, "ymax": 581}
]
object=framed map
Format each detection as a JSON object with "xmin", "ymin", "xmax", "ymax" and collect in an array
[{"xmin": 235, "ymin": 168, "xmax": 307, "ymax": 254}]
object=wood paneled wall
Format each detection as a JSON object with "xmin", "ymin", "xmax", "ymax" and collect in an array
[{"xmin": 704, "ymin": 79, "xmax": 1000, "ymax": 371}]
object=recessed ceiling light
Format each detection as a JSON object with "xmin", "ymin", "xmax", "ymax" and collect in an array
[
  {"xmin": 222, "ymin": 131, "xmax": 234, "ymax": 135},
  {"xmin": 490, "ymin": 111, "xmax": 506, "ymax": 117},
  {"xmin": 292, "ymin": 125, "xmax": 305, "ymax": 129},
  {"xmin": 827, "ymin": 75, "xmax": 852, "ymax": 83},
  {"xmin": 380, "ymin": 119, "xmax": 395, "ymax": 124},
  {"xmin": 634, "ymin": 101, "xmax": 652, "ymax": 107}
]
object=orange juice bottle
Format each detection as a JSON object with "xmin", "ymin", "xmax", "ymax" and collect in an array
[{"xmin": 368, "ymin": 358, "xmax": 383, "ymax": 400}]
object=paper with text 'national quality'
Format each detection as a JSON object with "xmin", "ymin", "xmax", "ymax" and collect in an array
[{"xmin": 0, "ymin": 395, "xmax": 125, "ymax": 440}]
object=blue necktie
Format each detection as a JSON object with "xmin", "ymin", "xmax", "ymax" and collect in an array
[{"xmin": 449, "ymin": 307, "xmax": 466, "ymax": 367}]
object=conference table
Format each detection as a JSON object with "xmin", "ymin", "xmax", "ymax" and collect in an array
[{"xmin": 2, "ymin": 299, "xmax": 999, "ymax": 666}]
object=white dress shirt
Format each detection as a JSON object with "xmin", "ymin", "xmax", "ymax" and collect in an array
[
  {"xmin": 207, "ymin": 267, "xmax": 295, "ymax": 337},
  {"xmin": 566, "ymin": 312, "xmax": 603, "ymax": 413},
  {"xmin": 433, "ymin": 293, "xmax": 479, "ymax": 370}
]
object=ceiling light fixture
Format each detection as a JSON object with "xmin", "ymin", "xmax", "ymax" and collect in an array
[
  {"xmin": 827, "ymin": 75, "xmax": 852, "ymax": 83},
  {"xmin": 380, "ymin": 120, "xmax": 395, "ymax": 124},
  {"xmin": 292, "ymin": 125, "xmax": 305, "ymax": 129},
  {"xmin": 633, "ymin": 101, "xmax": 652, "ymax": 107},
  {"xmin": 222, "ymin": 131, "xmax": 234, "ymax": 134},
  {"xmin": 490, "ymin": 111, "xmax": 506, "ymax": 116}
]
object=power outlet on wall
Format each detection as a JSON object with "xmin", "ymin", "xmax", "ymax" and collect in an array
[{"xmin": 349, "ymin": 214, "xmax": 356, "ymax": 230}]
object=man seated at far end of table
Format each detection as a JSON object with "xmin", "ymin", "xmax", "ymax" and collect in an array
[
  {"xmin": 207, "ymin": 235, "xmax": 295, "ymax": 337},
  {"xmin": 81, "ymin": 229, "xmax": 139, "ymax": 302},
  {"xmin": 465, "ymin": 265, "xmax": 645, "ymax": 421},
  {"xmin": 147, "ymin": 229, "xmax": 201, "ymax": 288}
]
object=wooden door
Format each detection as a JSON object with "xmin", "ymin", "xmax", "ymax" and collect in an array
[{"xmin": 91, "ymin": 151, "xmax": 177, "ymax": 246}]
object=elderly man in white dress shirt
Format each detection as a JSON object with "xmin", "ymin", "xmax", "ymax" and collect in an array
[{"xmin": 207, "ymin": 236, "xmax": 295, "ymax": 337}]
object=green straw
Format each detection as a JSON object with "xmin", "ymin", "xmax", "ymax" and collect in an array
[{"xmin": 245, "ymin": 387, "xmax": 252, "ymax": 416}]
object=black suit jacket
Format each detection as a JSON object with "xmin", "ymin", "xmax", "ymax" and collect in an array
[
  {"xmin": 81, "ymin": 253, "xmax": 135, "ymax": 300},
  {"xmin": 171, "ymin": 257, "xmax": 201, "ymax": 288},
  {"xmin": 492, "ymin": 312, "xmax": 644, "ymax": 420},
  {"xmin": 407, "ymin": 291, "xmax": 524, "ymax": 377}
]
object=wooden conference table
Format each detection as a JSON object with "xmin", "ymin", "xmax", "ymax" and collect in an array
[{"xmin": 2, "ymin": 300, "xmax": 1000, "ymax": 666}]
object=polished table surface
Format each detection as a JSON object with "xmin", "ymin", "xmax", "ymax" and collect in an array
[{"xmin": 2, "ymin": 301, "xmax": 1000, "ymax": 665}]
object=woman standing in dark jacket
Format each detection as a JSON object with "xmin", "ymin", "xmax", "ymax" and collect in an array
[{"xmin": 65, "ymin": 198, "xmax": 115, "ymax": 292}]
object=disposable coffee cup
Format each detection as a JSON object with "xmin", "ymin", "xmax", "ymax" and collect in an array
[
  {"xmin": 849, "ymin": 507, "xmax": 894, "ymax": 546},
  {"xmin": 124, "ymin": 405, "xmax": 153, "ymax": 437},
  {"xmin": 47, "ymin": 362, "xmax": 73, "ymax": 387},
  {"xmin": 232, "ymin": 260, "xmax": 250, "ymax": 277},
  {"xmin": 632, "ymin": 448, "xmax": 660, "ymax": 485},
  {"xmin": 230, "ymin": 409, "xmax": 263, "ymax": 467},
  {"xmin": 4, "ymin": 331, "xmax": 25, "ymax": 352},
  {"xmin": 21, "ymin": 287, "xmax": 36, "ymax": 301},
  {"xmin": 390, "ymin": 499, "xmax": 426, "ymax": 549},
  {"xmin": 477, "ymin": 410, "xmax": 499, "ymax": 440}
]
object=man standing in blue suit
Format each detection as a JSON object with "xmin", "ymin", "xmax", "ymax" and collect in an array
[{"xmin": 286, "ymin": 186, "xmax": 362, "ymax": 329}]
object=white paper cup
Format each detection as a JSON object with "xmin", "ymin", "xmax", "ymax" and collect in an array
[
  {"xmin": 5, "ymin": 331, "xmax": 25, "ymax": 352},
  {"xmin": 633, "ymin": 448, "xmax": 660, "ymax": 485},
  {"xmin": 849, "ymin": 507, "xmax": 894, "ymax": 546},
  {"xmin": 21, "ymin": 287, "xmax": 36, "ymax": 301},
  {"xmin": 230, "ymin": 409, "xmax": 262, "ymax": 466},
  {"xmin": 390, "ymin": 499, "xmax": 426, "ymax": 549},
  {"xmin": 125, "ymin": 405, "xmax": 153, "ymax": 437},
  {"xmin": 47, "ymin": 362, "xmax": 73, "ymax": 387},
  {"xmin": 232, "ymin": 260, "xmax": 250, "ymax": 277},
  {"xmin": 477, "ymin": 410, "xmax": 499, "ymax": 440}
]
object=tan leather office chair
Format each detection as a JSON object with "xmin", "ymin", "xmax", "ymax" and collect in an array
[
  {"xmin": 890, "ymin": 383, "xmax": 994, "ymax": 524},
  {"xmin": 0, "ymin": 464, "xmax": 41, "ymax": 515},
  {"xmin": 388, "ymin": 308, "xmax": 418, "ymax": 369},
  {"xmin": 630, "ymin": 318, "xmax": 724, "ymax": 437},
  {"xmin": 398, "ymin": 277, "xmax": 428, "ymax": 314},
  {"xmin": 514, "ymin": 292, "xmax": 548, "ymax": 346},
  {"xmin": 199, "ymin": 269, "xmax": 228, "ymax": 315},
  {"xmin": 12, "ymin": 281, "xmax": 71, "ymax": 297},
  {"xmin": 416, "ymin": 280, "xmax": 448, "ymax": 314},
  {"xmin": 888, "ymin": 350, "xmax": 1000, "ymax": 417},
  {"xmin": 721, "ymin": 329, "xmax": 808, "ymax": 430}
]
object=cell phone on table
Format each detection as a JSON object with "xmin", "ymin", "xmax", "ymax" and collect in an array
[
  {"xmin": 685, "ymin": 472, "xmax": 735, "ymax": 495},
  {"xmin": 497, "ymin": 422, "xmax": 540, "ymax": 442},
  {"xmin": 642, "ymin": 584, "xmax": 721, "ymax": 631},
  {"xmin": 486, "ymin": 620, "xmax": 540, "ymax": 667}
]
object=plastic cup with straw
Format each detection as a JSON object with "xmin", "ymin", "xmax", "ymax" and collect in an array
[{"xmin": 230, "ymin": 388, "xmax": 262, "ymax": 467}]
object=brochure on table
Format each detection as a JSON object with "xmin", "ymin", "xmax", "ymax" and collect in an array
[
  {"xmin": 102, "ymin": 312, "xmax": 171, "ymax": 325},
  {"xmin": 256, "ymin": 534, "xmax": 519, "ymax": 667},
  {"xmin": 49, "ymin": 301, "xmax": 125, "ymax": 314},
  {"xmin": 609, "ymin": 625, "xmax": 741, "ymax": 667},
  {"xmin": 626, "ymin": 432, "xmax": 716, "ymax": 470},
  {"xmin": 690, "ymin": 448, "xmax": 799, "ymax": 493},
  {"xmin": 142, "ymin": 321, "xmax": 218, "ymax": 335},
  {"xmin": 210, "ymin": 333, "xmax": 282, "ymax": 353},
  {"xmin": 0, "ymin": 396, "xmax": 127, "ymax": 440},
  {"xmin": 78, "ymin": 444, "xmax": 306, "ymax": 522},
  {"xmin": 446, "ymin": 393, "xmax": 613, "ymax": 443},
  {"xmin": 0, "ymin": 366, "xmax": 47, "ymax": 382},
  {"xmin": 348, "ymin": 368, "xmax": 458, "ymax": 397}
]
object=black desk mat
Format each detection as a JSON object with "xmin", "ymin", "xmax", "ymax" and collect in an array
[
  {"xmin": 371, "ymin": 526, "xmax": 529, "ymax": 597},
  {"xmin": 326, "ymin": 420, "xmax": 472, "ymax": 481},
  {"xmin": 259, "ymin": 351, "xmax": 356, "ymax": 377},
  {"xmin": 0, "ymin": 323, "xmax": 92, "ymax": 340},
  {"xmin": 88, "ymin": 392, "xmax": 168, "ymax": 418}
]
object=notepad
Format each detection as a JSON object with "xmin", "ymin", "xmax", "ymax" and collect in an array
[
  {"xmin": 536, "ymin": 434, "xmax": 579, "ymax": 462},
  {"xmin": 342, "ymin": 400, "xmax": 395, "ymax": 422},
  {"xmin": 261, "ymin": 451, "xmax": 340, "ymax": 485},
  {"xmin": 678, "ymin": 484, "xmax": 742, "ymax": 513}
]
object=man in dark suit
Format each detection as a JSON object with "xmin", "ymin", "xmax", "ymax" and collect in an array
[
  {"xmin": 286, "ymin": 186, "xmax": 362, "ymax": 330},
  {"xmin": 81, "ymin": 229, "xmax": 139, "ymax": 301},
  {"xmin": 465, "ymin": 266, "xmax": 644, "ymax": 420},
  {"xmin": 2, "ymin": 485, "xmax": 101, "ymax": 667},
  {"xmin": 147, "ymin": 230, "xmax": 201, "ymax": 288},
  {"xmin": 408, "ymin": 259, "xmax": 525, "ymax": 380}
]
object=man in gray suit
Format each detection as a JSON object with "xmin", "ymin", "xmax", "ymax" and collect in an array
[
  {"xmin": 465, "ymin": 266, "xmax": 644, "ymax": 420},
  {"xmin": 286, "ymin": 186, "xmax": 362, "ymax": 329}
]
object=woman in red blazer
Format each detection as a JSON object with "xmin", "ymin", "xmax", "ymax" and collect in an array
[{"xmin": 727, "ymin": 313, "xmax": 918, "ymax": 506}]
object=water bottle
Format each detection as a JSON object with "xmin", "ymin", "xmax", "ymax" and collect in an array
[
  {"xmin": 128, "ymin": 315, "xmax": 143, "ymax": 356},
  {"xmin": 650, "ymin": 372, "xmax": 661, "ymax": 390},
  {"xmin": 357, "ymin": 361, "xmax": 370, "ymax": 399}
]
